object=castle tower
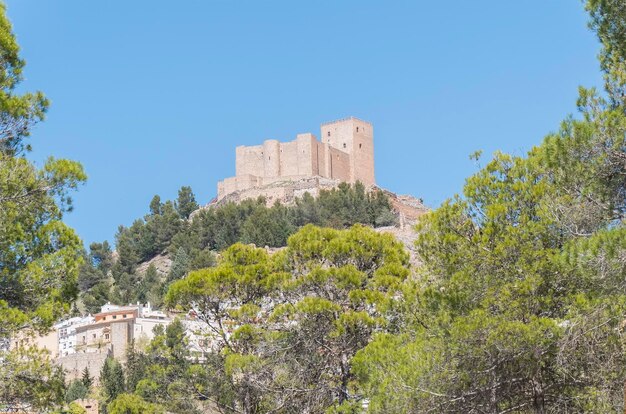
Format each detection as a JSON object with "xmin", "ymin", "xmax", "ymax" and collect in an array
[
  {"xmin": 217, "ymin": 117, "xmax": 376, "ymax": 201},
  {"xmin": 320, "ymin": 117, "xmax": 375, "ymax": 186},
  {"xmin": 262, "ymin": 139, "xmax": 281, "ymax": 177}
]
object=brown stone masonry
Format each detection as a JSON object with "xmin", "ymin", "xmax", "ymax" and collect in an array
[{"xmin": 217, "ymin": 117, "xmax": 375, "ymax": 200}]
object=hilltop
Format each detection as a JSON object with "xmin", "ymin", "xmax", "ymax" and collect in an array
[{"xmin": 77, "ymin": 182, "xmax": 428, "ymax": 315}]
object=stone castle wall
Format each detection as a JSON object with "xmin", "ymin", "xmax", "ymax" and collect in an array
[
  {"xmin": 217, "ymin": 117, "xmax": 374, "ymax": 200},
  {"xmin": 214, "ymin": 176, "xmax": 345, "ymax": 207},
  {"xmin": 57, "ymin": 350, "xmax": 110, "ymax": 384}
]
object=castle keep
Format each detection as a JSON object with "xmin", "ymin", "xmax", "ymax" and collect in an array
[{"xmin": 217, "ymin": 117, "xmax": 375, "ymax": 200}]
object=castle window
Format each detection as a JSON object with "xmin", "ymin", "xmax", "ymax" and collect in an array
[
  {"xmin": 343, "ymin": 143, "xmax": 346, "ymax": 148},
  {"xmin": 359, "ymin": 143, "xmax": 362, "ymax": 149},
  {"xmin": 327, "ymin": 131, "xmax": 331, "ymax": 137},
  {"xmin": 356, "ymin": 127, "xmax": 359, "ymax": 132}
]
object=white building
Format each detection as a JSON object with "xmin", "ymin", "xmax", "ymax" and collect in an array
[
  {"xmin": 55, "ymin": 315, "xmax": 94, "ymax": 357},
  {"xmin": 57, "ymin": 303, "xmax": 173, "ymax": 357},
  {"xmin": 134, "ymin": 311, "xmax": 171, "ymax": 345}
]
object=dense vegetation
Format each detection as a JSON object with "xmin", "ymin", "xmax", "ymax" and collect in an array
[
  {"xmin": 0, "ymin": 2, "xmax": 85, "ymax": 410},
  {"xmin": 94, "ymin": 225, "xmax": 408, "ymax": 413},
  {"xmin": 77, "ymin": 182, "xmax": 396, "ymax": 313},
  {"xmin": 101, "ymin": 2, "xmax": 626, "ymax": 413},
  {"xmin": 1, "ymin": 1, "xmax": 625, "ymax": 413}
]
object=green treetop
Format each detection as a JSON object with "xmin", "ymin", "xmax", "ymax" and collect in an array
[
  {"xmin": 166, "ymin": 224, "xmax": 410, "ymax": 413},
  {"xmin": 0, "ymin": 3, "xmax": 86, "ymax": 411}
]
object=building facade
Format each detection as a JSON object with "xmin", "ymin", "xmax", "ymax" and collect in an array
[
  {"xmin": 55, "ymin": 315, "xmax": 95, "ymax": 357},
  {"xmin": 56, "ymin": 303, "xmax": 171, "ymax": 382},
  {"xmin": 217, "ymin": 117, "xmax": 375, "ymax": 200}
]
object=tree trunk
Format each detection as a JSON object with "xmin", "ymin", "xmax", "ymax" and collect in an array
[
  {"xmin": 339, "ymin": 353, "xmax": 350, "ymax": 404},
  {"xmin": 532, "ymin": 378, "xmax": 545, "ymax": 414},
  {"xmin": 623, "ymin": 380, "xmax": 626, "ymax": 414}
]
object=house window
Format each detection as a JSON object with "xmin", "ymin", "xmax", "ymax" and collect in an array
[
  {"xmin": 113, "ymin": 315, "xmax": 117, "ymax": 319},
  {"xmin": 92, "ymin": 334, "xmax": 96, "ymax": 339},
  {"xmin": 105, "ymin": 334, "xmax": 109, "ymax": 340},
  {"xmin": 123, "ymin": 314, "xmax": 127, "ymax": 318}
]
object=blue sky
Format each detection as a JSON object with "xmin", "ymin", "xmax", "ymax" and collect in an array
[{"xmin": 8, "ymin": 1, "xmax": 603, "ymax": 246}]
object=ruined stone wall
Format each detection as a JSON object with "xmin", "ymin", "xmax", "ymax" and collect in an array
[
  {"xmin": 219, "ymin": 174, "xmax": 261, "ymax": 198},
  {"xmin": 57, "ymin": 350, "xmax": 110, "ymax": 384},
  {"xmin": 215, "ymin": 177, "xmax": 344, "ymax": 206}
]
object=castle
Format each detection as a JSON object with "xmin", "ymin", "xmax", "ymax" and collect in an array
[{"xmin": 217, "ymin": 117, "xmax": 375, "ymax": 200}]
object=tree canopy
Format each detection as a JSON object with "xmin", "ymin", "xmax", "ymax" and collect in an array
[
  {"xmin": 166, "ymin": 225, "xmax": 407, "ymax": 413},
  {"xmin": 76, "ymin": 182, "xmax": 397, "ymax": 313},
  {"xmin": 0, "ymin": 3, "xmax": 85, "ymax": 411},
  {"xmin": 346, "ymin": 2, "xmax": 626, "ymax": 411}
]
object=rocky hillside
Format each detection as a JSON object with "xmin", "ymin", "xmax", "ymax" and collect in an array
[{"xmin": 170, "ymin": 183, "xmax": 428, "ymax": 274}]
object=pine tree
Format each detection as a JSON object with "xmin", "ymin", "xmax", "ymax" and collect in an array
[
  {"xmin": 125, "ymin": 341, "xmax": 148, "ymax": 393},
  {"xmin": 81, "ymin": 367, "xmax": 92, "ymax": 390},
  {"xmin": 0, "ymin": 2, "xmax": 85, "ymax": 410},
  {"xmin": 137, "ymin": 264, "xmax": 159, "ymax": 303},
  {"xmin": 176, "ymin": 186, "xmax": 199, "ymax": 219},
  {"xmin": 65, "ymin": 380, "xmax": 88, "ymax": 403},
  {"xmin": 100, "ymin": 357, "xmax": 125, "ymax": 405},
  {"xmin": 167, "ymin": 247, "xmax": 189, "ymax": 283},
  {"xmin": 149, "ymin": 195, "xmax": 162, "ymax": 216}
]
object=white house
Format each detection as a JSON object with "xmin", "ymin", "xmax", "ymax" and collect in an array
[{"xmin": 55, "ymin": 315, "xmax": 95, "ymax": 357}]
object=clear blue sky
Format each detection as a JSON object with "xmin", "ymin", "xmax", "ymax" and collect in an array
[{"xmin": 8, "ymin": 1, "xmax": 603, "ymax": 246}]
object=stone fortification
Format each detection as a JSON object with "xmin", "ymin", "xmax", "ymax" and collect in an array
[
  {"xmin": 214, "ymin": 176, "xmax": 344, "ymax": 207},
  {"xmin": 217, "ymin": 117, "xmax": 374, "ymax": 200}
]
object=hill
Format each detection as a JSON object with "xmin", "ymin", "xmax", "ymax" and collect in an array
[{"xmin": 76, "ymin": 182, "xmax": 427, "ymax": 314}]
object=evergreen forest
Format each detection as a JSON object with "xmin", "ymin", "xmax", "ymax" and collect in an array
[{"xmin": 1, "ymin": 1, "xmax": 626, "ymax": 413}]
